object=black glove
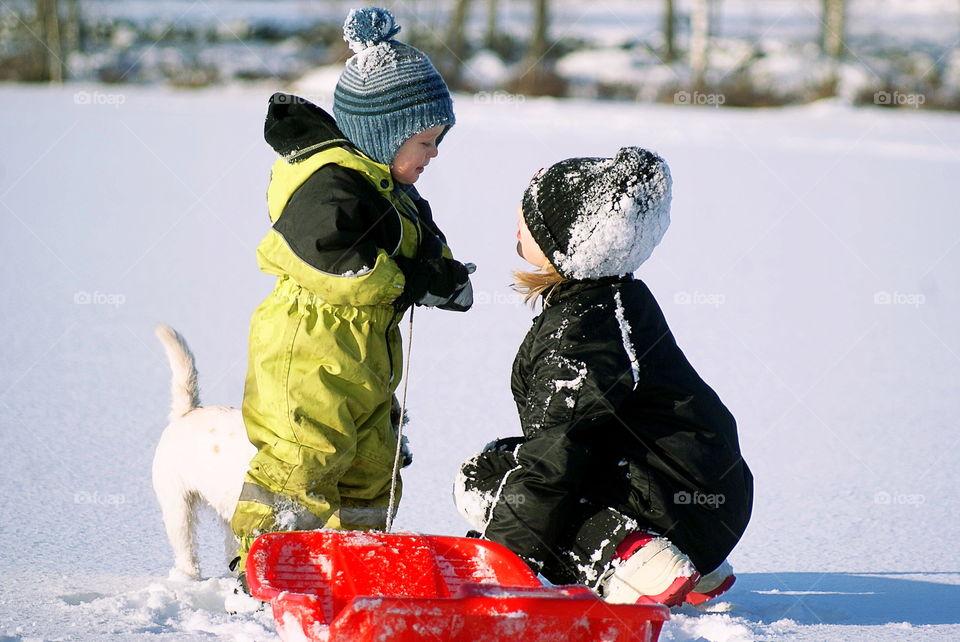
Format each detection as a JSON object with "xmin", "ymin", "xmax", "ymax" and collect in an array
[
  {"xmin": 483, "ymin": 436, "xmax": 526, "ymax": 453},
  {"xmin": 393, "ymin": 256, "xmax": 474, "ymax": 312}
]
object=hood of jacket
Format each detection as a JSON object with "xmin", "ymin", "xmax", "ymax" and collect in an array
[{"xmin": 264, "ymin": 92, "xmax": 355, "ymax": 162}]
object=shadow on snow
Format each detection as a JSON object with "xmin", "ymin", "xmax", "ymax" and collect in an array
[{"xmin": 717, "ymin": 572, "xmax": 960, "ymax": 626}]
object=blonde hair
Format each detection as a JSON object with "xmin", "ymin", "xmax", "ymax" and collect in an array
[{"xmin": 512, "ymin": 261, "xmax": 566, "ymax": 307}]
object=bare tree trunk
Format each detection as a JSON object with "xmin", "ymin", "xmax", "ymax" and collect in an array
[
  {"xmin": 689, "ymin": 0, "xmax": 710, "ymax": 91},
  {"xmin": 709, "ymin": 0, "xmax": 722, "ymax": 38},
  {"xmin": 528, "ymin": 0, "xmax": 549, "ymax": 63},
  {"xmin": 35, "ymin": 0, "xmax": 64, "ymax": 82},
  {"xmin": 820, "ymin": 0, "xmax": 846, "ymax": 59},
  {"xmin": 485, "ymin": 0, "xmax": 499, "ymax": 50},
  {"xmin": 664, "ymin": 0, "xmax": 676, "ymax": 63},
  {"xmin": 444, "ymin": 0, "xmax": 473, "ymax": 87},
  {"xmin": 63, "ymin": 0, "xmax": 81, "ymax": 59},
  {"xmin": 510, "ymin": 0, "xmax": 560, "ymax": 96}
]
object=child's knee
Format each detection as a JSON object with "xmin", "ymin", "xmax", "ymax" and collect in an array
[
  {"xmin": 482, "ymin": 436, "xmax": 525, "ymax": 453},
  {"xmin": 453, "ymin": 446, "xmax": 521, "ymax": 531},
  {"xmin": 338, "ymin": 450, "xmax": 396, "ymax": 502},
  {"xmin": 340, "ymin": 401, "xmax": 401, "ymax": 494},
  {"xmin": 453, "ymin": 464, "xmax": 490, "ymax": 531}
]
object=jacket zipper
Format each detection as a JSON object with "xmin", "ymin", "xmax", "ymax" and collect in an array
[{"xmin": 386, "ymin": 191, "xmax": 423, "ymax": 383}]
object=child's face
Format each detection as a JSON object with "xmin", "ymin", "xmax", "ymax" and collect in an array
[
  {"xmin": 391, "ymin": 126, "xmax": 445, "ymax": 185},
  {"xmin": 517, "ymin": 207, "xmax": 548, "ymax": 268}
]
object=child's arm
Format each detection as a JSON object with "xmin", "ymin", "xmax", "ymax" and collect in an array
[
  {"xmin": 257, "ymin": 165, "xmax": 406, "ymax": 306},
  {"xmin": 393, "ymin": 191, "xmax": 474, "ymax": 312}
]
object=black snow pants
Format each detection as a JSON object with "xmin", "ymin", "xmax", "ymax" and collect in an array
[{"xmin": 456, "ymin": 437, "xmax": 644, "ymax": 589}]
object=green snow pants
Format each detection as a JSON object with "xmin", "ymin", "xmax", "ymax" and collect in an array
[{"xmin": 230, "ymin": 278, "xmax": 403, "ymax": 573}]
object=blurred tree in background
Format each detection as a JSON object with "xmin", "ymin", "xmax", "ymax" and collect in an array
[
  {"xmin": 820, "ymin": 0, "xmax": 846, "ymax": 59},
  {"xmin": 1, "ymin": 0, "xmax": 79, "ymax": 81},
  {"xmin": 0, "ymin": 0, "xmax": 956, "ymax": 110},
  {"xmin": 443, "ymin": 0, "xmax": 473, "ymax": 86},
  {"xmin": 508, "ymin": 0, "xmax": 566, "ymax": 95},
  {"xmin": 664, "ymin": 0, "xmax": 677, "ymax": 62}
]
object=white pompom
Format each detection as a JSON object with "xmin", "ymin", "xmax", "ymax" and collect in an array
[{"xmin": 343, "ymin": 7, "xmax": 402, "ymax": 54}]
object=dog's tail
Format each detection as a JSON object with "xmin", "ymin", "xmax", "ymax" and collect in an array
[{"xmin": 155, "ymin": 323, "xmax": 201, "ymax": 422}]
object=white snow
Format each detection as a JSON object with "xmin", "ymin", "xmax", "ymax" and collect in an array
[
  {"xmin": 339, "ymin": 266, "xmax": 371, "ymax": 278},
  {"xmin": 352, "ymin": 44, "xmax": 399, "ymax": 81},
  {"xmin": 480, "ymin": 463, "xmax": 524, "ymax": 536},
  {"xmin": 613, "ymin": 290, "xmax": 640, "ymax": 385},
  {"xmin": 342, "ymin": 8, "xmax": 399, "ymax": 55},
  {"xmin": 1, "ymin": 83, "xmax": 959, "ymax": 641},
  {"xmin": 550, "ymin": 151, "xmax": 672, "ymax": 279},
  {"xmin": 552, "ymin": 361, "xmax": 588, "ymax": 392},
  {"xmin": 307, "ymin": 553, "xmax": 332, "ymax": 577},
  {"xmin": 452, "ymin": 461, "xmax": 493, "ymax": 531},
  {"xmin": 463, "ymin": 51, "xmax": 512, "ymax": 91}
]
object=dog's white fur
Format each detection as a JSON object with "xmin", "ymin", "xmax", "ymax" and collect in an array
[{"xmin": 152, "ymin": 323, "xmax": 254, "ymax": 580}]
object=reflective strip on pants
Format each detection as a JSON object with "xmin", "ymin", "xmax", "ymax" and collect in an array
[
  {"xmin": 338, "ymin": 505, "xmax": 390, "ymax": 527},
  {"xmin": 237, "ymin": 482, "xmax": 326, "ymax": 530}
]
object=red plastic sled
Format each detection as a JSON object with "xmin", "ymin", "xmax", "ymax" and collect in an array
[{"xmin": 246, "ymin": 530, "xmax": 669, "ymax": 641}]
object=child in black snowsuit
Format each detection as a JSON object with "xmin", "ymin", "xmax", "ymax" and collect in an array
[{"xmin": 455, "ymin": 147, "xmax": 753, "ymax": 606}]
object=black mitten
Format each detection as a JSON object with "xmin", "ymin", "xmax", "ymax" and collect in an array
[{"xmin": 393, "ymin": 256, "xmax": 474, "ymax": 311}]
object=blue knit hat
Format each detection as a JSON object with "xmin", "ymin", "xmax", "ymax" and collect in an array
[{"xmin": 333, "ymin": 7, "xmax": 455, "ymax": 165}]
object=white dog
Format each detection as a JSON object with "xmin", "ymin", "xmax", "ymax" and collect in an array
[
  {"xmin": 152, "ymin": 323, "xmax": 254, "ymax": 581},
  {"xmin": 152, "ymin": 323, "xmax": 412, "ymax": 581}
]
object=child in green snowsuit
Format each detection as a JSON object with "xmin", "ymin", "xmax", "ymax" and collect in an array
[{"xmin": 231, "ymin": 8, "xmax": 473, "ymax": 574}]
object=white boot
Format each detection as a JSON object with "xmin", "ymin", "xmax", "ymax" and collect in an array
[
  {"xmin": 601, "ymin": 532, "xmax": 700, "ymax": 606},
  {"xmin": 685, "ymin": 558, "xmax": 736, "ymax": 605}
]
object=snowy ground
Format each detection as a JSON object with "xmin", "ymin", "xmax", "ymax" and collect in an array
[{"xmin": 1, "ymin": 83, "xmax": 958, "ymax": 641}]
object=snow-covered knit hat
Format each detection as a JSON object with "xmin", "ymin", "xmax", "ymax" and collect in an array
[
  {"xmin": 333, "ymin": 7, "xmax": 455, "ymax": 165},
  {"xmin": 522, "ymin": 147, "xmax": 672, "ymax": 280}
]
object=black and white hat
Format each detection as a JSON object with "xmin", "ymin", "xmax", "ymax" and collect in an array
[{"xmin": 522, "ymin": 147, "xmax": 672, "ymax": 280}]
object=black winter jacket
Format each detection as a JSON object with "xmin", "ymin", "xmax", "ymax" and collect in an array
[{"xmin": 483, "ymin": 276, "xmax": 753, "ymax": 574}]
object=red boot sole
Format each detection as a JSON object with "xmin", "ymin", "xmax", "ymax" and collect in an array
[
  {"xmin": 634, "ymin": 572, "xmax": 700, "ymax": 607},
  {"xmin": 684, "ymin": 573, "xmax": 736, "ymax": 606}
]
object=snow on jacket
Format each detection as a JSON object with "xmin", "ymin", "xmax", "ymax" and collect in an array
[{"xmin": 482, "ymin": 275, "xmax": 753, "ymax": 574}]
